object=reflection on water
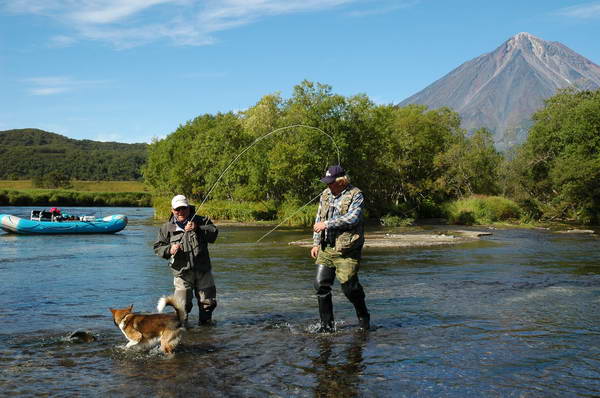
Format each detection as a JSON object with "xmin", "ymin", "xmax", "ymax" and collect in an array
[{"xmin": 1, "ymin": 206, "xmax": 600, "ymax": 396}]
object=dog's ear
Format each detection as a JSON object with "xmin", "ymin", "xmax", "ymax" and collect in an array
[
  {"xmin": 128, "ymin": 304, "xmax": 134, "ymax": 312},
  {"xmin": 109, "ymin": 308, "xmax": 115, "ymax": 314}
]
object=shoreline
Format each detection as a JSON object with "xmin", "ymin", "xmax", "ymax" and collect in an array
[{"xmin": 288, "ymin": 229, "xmax": 494, "ymax": 249}]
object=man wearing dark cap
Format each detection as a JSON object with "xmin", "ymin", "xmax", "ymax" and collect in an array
[{"xmin": 311, "ymin": 165, "xmax": 370, "ymax": 332}]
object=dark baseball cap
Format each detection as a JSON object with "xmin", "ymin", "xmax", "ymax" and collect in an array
[{"xmin": 320, "ymin": 165, "xmax": 346, "ymax": 184}]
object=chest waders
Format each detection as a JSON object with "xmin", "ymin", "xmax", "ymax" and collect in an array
[{"xmin": 314, "ymin": 187, "xmax": 370, "ymax": 333}]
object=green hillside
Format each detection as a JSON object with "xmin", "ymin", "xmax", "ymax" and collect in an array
[{"xmin": 0, "ymin": 128, "xmax": 148, "ymax": 180}]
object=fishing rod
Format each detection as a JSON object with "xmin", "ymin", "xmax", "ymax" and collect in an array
[
  {"xmin": 190, "ymin": 124, "xmax": 341, "ymax": 220},
  {"xmin": 255, "ymin": 191, "xmax": 322, "ymax": 243},
  {"xmin": 172, "ymin": 124, "xmax": 340, "ymax": 260}
]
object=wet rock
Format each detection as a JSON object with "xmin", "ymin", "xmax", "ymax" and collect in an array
[
  {"xmin": 557, "ymin": 229, "xmax": 595, "ymax": 234},
  {"xmin": 289, "ymin": 230, "xmax": 491, "ymax": 248},
  {"xmin": 68, "ymin": 330, "xmax": 97, "ymax": 343}
]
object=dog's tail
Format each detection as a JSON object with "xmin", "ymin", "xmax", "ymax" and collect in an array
[{"xmin": 157, "ymin": 295, "xmax": 186, "ymax": 324}]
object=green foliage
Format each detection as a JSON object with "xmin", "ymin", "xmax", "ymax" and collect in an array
[
  {"xmin": 152, "ymin": 195, "xmax": 278, "ymax": 223},
  {"xmin": 32, "ymin": 170, "xmax": 73, "ymax": 189},
  {"xmin": 443, "ymin": 195, "xmax": 522, "ymax": 225},
  {"xmin": 435, "ymin": 128, "xmax": 503, "ymax": 197},
  {"xmin": 0, "ymin": 189, "xmax": 151, "ymax": 207},
  {"xmin": 507, "ymin": 88, "xmax": 600, "ymax": 224},
  {"xmin": 143, "ymin": 81, "xmax": 495, "ymax": 221},
  {"xmin": 276, "ymin": 200, "xmax": 319, "ymax": 227},
  {"xmin": 0, "ymin": 128, "xmax": 147, "ymax": 181},
  {"xmin": 380, "ymin": 215, "xmax": 415, "ymax": 227}
]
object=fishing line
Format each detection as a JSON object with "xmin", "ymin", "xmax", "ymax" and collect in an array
[
  {"xmin": 193, "ymin": 124, "xmax": 340, "ymax": 216},
  {"xmin": 255, "ymin": 191, "xmax": 322, "ymax": 243}
]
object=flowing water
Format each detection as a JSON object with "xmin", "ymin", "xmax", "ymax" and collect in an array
[{"xmin": 1, "ymin": 206, "xmax": 600, "ymax": 397}]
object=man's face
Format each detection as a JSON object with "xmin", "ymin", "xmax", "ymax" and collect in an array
[
  {"xmin": 172, "ymin": 206, "xmax": 190, "ymax": 222},
  {"xmin": 327, "ymin": 180, "xmax": 345, "ymax": 196}
]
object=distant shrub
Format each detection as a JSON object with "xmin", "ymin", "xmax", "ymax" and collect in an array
[
  {"xmin": 380, "ymin": 215, "xmax": 414, "ymax": 227},
  {"xmin": 0, "ymin": 190, "xmax": 9, "ymax": 205},
  {"xmin": 8, "ymin": 191, "xmax": 32, "ymax": 205},
  {"xmin": 0, "ymin": 188, "xmax": 150, "ymax": 207},
  {"xmin": 277, "ymin": 200, "xmax": 318, "ymax": 227},
  {"xmin": 152, "ymin": 197, "xmax": 315, "ymax": 226},
  {"xmin": 30, "ymin": 192, "xmax": 51, "ymax": 205},
  {"xmin": 444, "ymin": 195, "xmax": 522, "ymax": 225}
]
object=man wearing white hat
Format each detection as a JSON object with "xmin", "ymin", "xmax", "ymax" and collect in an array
[{"xmin": 154, "ymin": 194, "xmax": 219, "ymax": 326}]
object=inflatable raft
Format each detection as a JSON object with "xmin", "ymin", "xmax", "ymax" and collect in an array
[{"xmin": 0, "ymin": 213, "xmax": 128, "ymax": 234}]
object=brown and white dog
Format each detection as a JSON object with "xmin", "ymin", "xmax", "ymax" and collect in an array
[{"xmin": 109, "ymin": 295, "xmax": 186, "ymax": 354}]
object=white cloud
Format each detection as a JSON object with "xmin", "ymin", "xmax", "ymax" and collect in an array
[
  {"xmin": 556, "ymin": 2, "xmax": 600, "ymax": 19},
  {"xmin": 1, "ymin": 0, "xmax": 362, "ymax": 48},
  {"xmin": 23, "ymin": 76, "xmax": 109, "ymax": 96},
  {"xmin": 345, "ymin": 0, "xmax": 419, "ymax": 17},
  {"xmin": 93, "ymin": 132, "xmax": 125, "ymax": 142},
  {"xmin": 49, "ymin": 35, "xmax": 77, "ymax": 47}
]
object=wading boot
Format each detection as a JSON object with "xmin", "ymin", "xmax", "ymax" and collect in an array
[
  {"xmin": 317, "ymin": 295, "xmax": 335, "ymax": 333},
  {"xmin": 198, "ymin": 299, "xmax": 217, "ymax": 326},
  {"xmin": 342, "ymin": 276, "xmax": 370, "ymax": 331},
  {"xmin": 351, "ymin": 296, "xmax": 370, "ymax": 331},
  {"xmin": 358, "ymin": 314, "xmax": 370, "ymax": 331},
  {"xmin": 350, "ymin": 292, "xmax": 371, "ymax": 331}
]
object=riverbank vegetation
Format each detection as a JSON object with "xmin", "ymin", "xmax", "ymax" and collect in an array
[
  {"xmin": 0, "ymin": 179, "xmax": 151, "ymax": 207},
  {"xmin": 145, "ymin": 82, "xmax": 599, "ymax": 226},
  {"xmin": 0, "ymin": 189, "xmax": 151, "ymax": 207},
  {"xmin": 0, "ymin": 180, "xmax": 150, "ymax": 207},
  {"xmin": 0, "ymin": 180, "xmax": 147, "ymax": 192},
  {"xmin": 4, "ymin": 83, "xmax": 598, "ymax": 226}
]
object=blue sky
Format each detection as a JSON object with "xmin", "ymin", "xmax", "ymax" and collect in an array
[{"xmin": 1, "ymin": 0, "xmax": 599, "ymax": 144}]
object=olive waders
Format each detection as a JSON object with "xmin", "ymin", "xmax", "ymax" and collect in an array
[{"xmin": 314, "ymin": 263, "xmax": 370, "ymax": 333}]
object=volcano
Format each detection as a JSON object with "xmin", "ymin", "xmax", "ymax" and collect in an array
[{"xmin": 399, "ymin": 32, "xmax": 600, "ymax": 150}]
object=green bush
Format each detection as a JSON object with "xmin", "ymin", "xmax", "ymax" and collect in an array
[
  {"xmin": 380, "ymin": 215, "xmax": 414, "ymax": 227},
  {"xmin": 152, "ymin": 196, "xmax": 316, "ymax": 226},
  {"xmin": 0, "ymin": 188, "xmax": 150, "ymax": 207},
  {"xmin": 8, "ymin": 191, "xmax": 32, "ymax": 205},
  {"xmin": 0, "ymin": 190, "xmax": 9, "ymax": 205},
  {"xmin": 277, "ymin": 200, "xmax": 318, "ymax": 227},
  {"xmin": 444, "ymin": 195, "xmax": 522, "ymax": 225}
]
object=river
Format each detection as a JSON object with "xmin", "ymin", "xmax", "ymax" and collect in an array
[{"xmin": 1, "ymin": 206, "xmax": 599, "ymax": 397}]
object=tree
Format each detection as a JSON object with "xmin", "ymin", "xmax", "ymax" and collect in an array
[
  {"xmin": 435, "ymin": 128, "xmax": 502, "ymax": 198},
  {"xmin": 510, "ymin": 88, "xmax": 600, "ymax": 223},
  {"xmin": 32, "ymin": 170, "xmax": 73, "ymax": 189}
]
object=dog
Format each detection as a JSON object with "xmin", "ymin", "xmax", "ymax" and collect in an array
[{"xmin": 109, "ymin": 295, "xmax": 186, "ymax": 354}]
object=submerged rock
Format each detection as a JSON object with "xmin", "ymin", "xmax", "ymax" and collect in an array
[{"xmin": 68, "ymin": 330, "xmax": 97, "ymax": 343}]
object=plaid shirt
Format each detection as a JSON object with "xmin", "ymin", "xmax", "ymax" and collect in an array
[{"xmin": 313, "ymin": 185, "xmax": 364, "ymax": 247}]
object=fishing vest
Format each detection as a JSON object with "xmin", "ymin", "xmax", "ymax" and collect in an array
[{"xmin": 319, "ymin": 185, "xmax": 365, "ymax": 253}]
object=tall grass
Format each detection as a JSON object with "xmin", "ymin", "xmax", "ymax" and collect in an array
[{"xmin": 443, "ymin": 195, "xmax": 522, "ymax": 225}]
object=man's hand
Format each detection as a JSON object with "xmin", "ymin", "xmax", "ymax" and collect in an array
[
  {"xmin": 184, "ymin": 221, "xmax": 196, "ymax": 232},
  {"xmin": 170, "ymin": 242, "xmax": 182, "ymax": 255},
  {"xmin": 313, "ymin": 221, "xmax": 327, "ymax": 233},
  {"xmin": 310, "ymin": 246, "xmax": 319, "ymax": 259}
]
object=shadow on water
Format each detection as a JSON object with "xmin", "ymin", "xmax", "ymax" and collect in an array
[{"xmin": 306, "ymin": 333, "xmax": 368, "ymax": 398}]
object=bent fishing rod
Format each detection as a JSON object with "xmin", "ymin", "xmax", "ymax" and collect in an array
[{"xmin": 188, "ymin": 124, "xmax": 341, "ymax": 223}]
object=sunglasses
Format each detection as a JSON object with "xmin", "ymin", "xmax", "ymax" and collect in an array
[{"xmin": 173, "ymin": 207, "xmax": 188, "ymax": 211}]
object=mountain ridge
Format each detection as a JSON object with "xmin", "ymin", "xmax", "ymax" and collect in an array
[
  {"xmin": 400, "ymin": 32, "xmax": 600, "ymax": 149},
  {"xmin": 0, "ymin": 128, "xmax": 148, "ymax": 180}
]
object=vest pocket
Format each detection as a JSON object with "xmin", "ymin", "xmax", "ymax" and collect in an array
[{"xmin": 335, "ymin": 231, "xmax": 363, "ymax": 253}]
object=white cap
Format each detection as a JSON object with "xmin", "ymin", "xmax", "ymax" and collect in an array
[{"xmin": 171, "ymin": 195, "xmax": 189, "ymax": 209}]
